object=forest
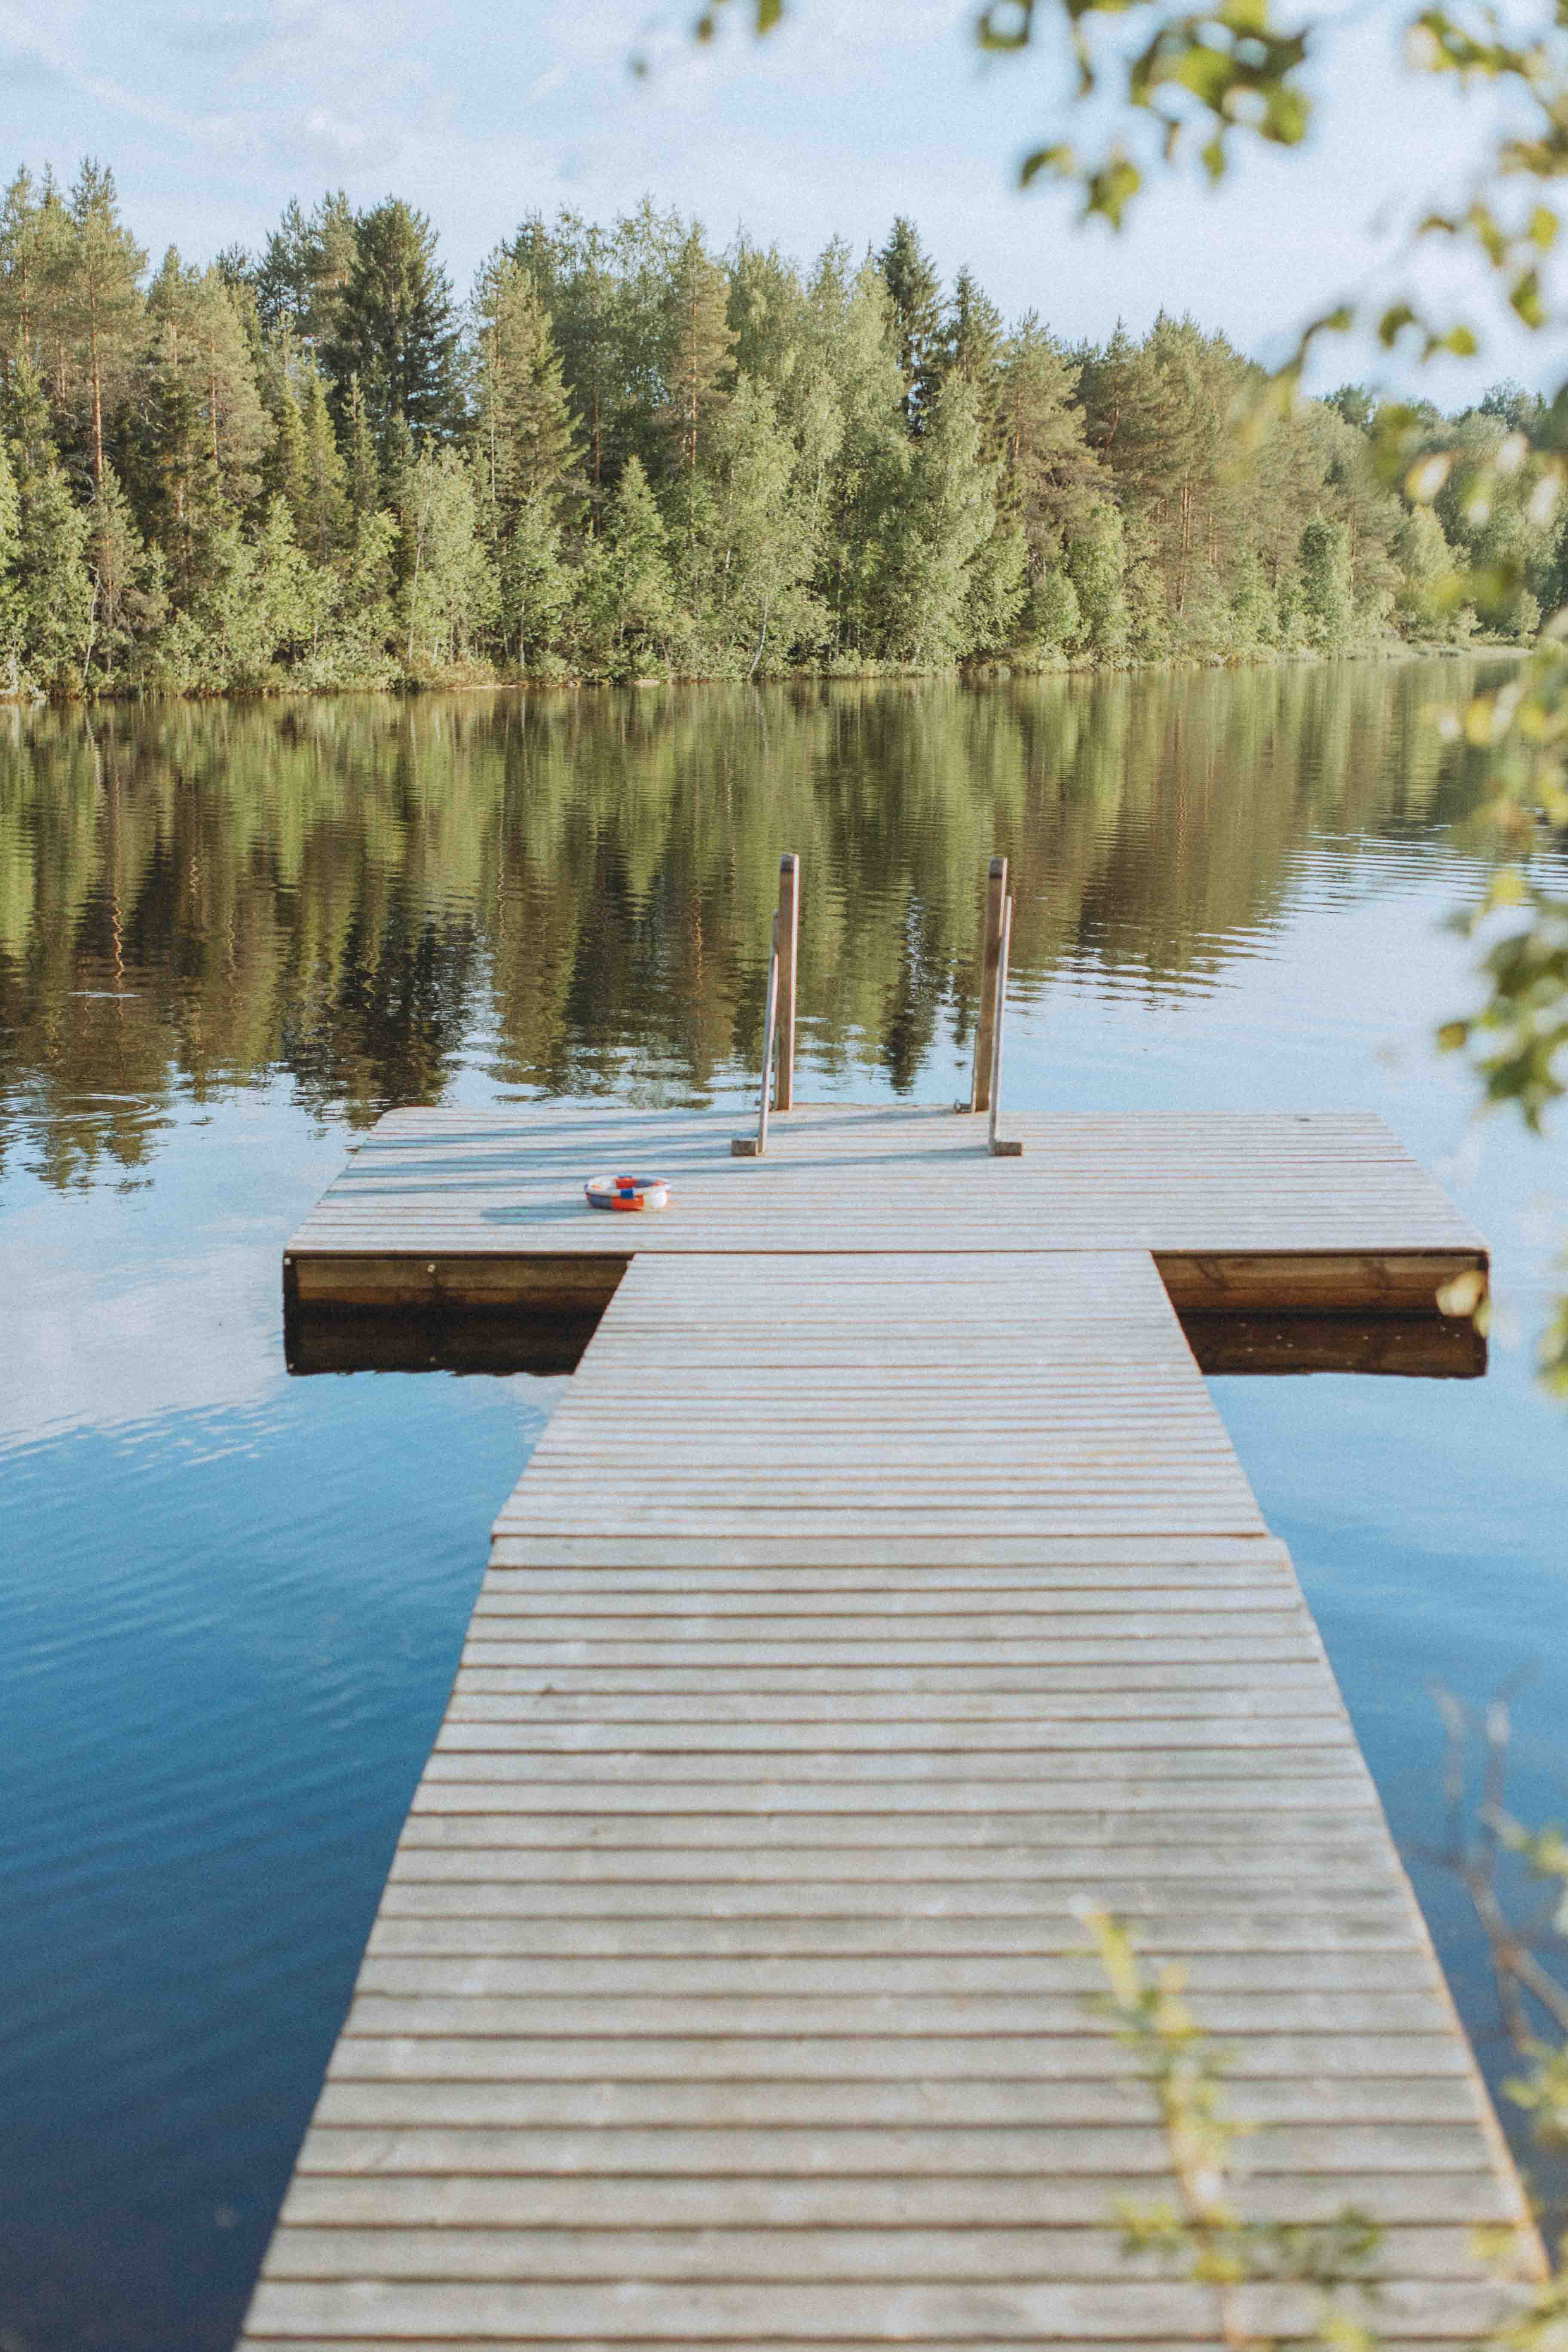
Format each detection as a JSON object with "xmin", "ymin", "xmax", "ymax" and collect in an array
[{"xmin": 0, "ymin": 163, "xmax": 1556, "ymax": 695}]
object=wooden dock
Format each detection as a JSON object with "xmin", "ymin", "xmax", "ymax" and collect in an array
[
  {"xmin": 242, "ymin": 1098, "xmax": 1537, "ymax": 2348},
  {"xmin": 282, "ymin": 1104, "xmax": 1486, "ymax": 1320}
]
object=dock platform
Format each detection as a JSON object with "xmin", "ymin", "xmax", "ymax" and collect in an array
[{"xmin": 242, "ymin": 1102, "xmax": 1535, "ymax": 2348}]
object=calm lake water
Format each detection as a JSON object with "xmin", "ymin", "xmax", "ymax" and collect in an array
[{"xmin": 1, "ymin": 663, "xmax": 1565, "ymax": 2351}]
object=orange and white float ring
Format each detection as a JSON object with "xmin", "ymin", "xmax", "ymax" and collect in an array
[{"xmin": 584, "ymin": 1174, "xmax": 670, "ymax": 1212}]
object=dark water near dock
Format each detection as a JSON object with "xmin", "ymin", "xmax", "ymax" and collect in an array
[{"xmin": 1, "ymin": 664, "xmax": 1565, "ymax": 2351}]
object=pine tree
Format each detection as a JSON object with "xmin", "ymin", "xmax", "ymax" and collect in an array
[
  {"xmin": 0, "ymin": 169, "xmax": 45, "ymax": 385},
  {"xmin": 33, "ymin": 171, "xmax": 77, "ymax": 423},
  {"xmin": 87, "ymin": 459, "xmax": 163, "ymax": 685},
  {"xmin": 1065, "ymin": 508, "xmax": 1130, "ymax": 658},
  {"xmin": 187, "ymin": 267, "xmax": 269, "ymax": 513},
  {"xmin": 135, "ymin": 254, "xmax": 216, "ymax": 592},
  {"xmin": 998, "ymin": 319, "xmax": 1104, "ymax": 550},
  {"xmin": 250, "ymin": 494, "xmax": 334, "ymax": 669},
  {"xmin": 876, "ymin": 372, "xmax": 1013, "ymax": 663},
  {"xmin": 659, "ymin": 229, "xmax": 735, "ymax": 475},
  {"xmin": 876, "ymin": 217, "xmax": 943, "ymax": 434},
  {"xmin": 728, "ymin": 239, "xmax": 811, "ymax": 398},
  {"xmin": 1298, "ymin": 515, "xmax": 1354, "ymax": 649},
  {"xmin": 472, "ymin": 254, "xmax": 579, "ymax": 513},
  {"xmin": 801, "ymin": 246, "xmax": 908, "ymax": 655},
  {"xmin": 7, "ymin": 388, "xmax": 94, "ymax": 692},
  {"xmin": 267, "ymin": 381, "xmax": 310, "ymax": 528},
  {"xmin": 398, "ymin": 445, "xmax": 499, "ymax": 671},
  {"xmin": 521, "ymin": 212, "xmax": 619, "ymax": 496},
  {"xmin": 0, "ymin": 428, "xmax": 21, "ymax": 690},
  {"xmin": 706, "ymin": 374, "xmax": 823, "ymax": 672},
  {"xmin": 324, "ymin": 199, "xmax": 460, "ymax": 457},
  {"xmin": 581, "ymin": 453, "xmax": 677, "ymax": 673},
  {"xmin": 254, "ymin": 191, "xmax": 355, "ymax": 349},
  {"xmin": 61, "ymin": 159, "xmax": 147, "ymax": 492},
  {"xmin": 300, "ymin": 368, "xmax": 347, "ymax": 561},
  {"xmin": 343, "ymin": 374, "xmax": 380, "ymax": 518},
  {"xmin": 944, "ymin": 268, "xmax": 1003, "ymax": 439},
  {"xmin": 3, "ymin": 351, "xmax": 58, "ymax": 484},
  {"xmin": 470, "ymin": 255, "xmax": 579, "ymax": 669}
]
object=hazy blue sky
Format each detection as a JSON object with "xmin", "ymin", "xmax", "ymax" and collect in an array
[{"xmin": 2, "ymin": 0, "xmax": 1561, "ymax": 392}]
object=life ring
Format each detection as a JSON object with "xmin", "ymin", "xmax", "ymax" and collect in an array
[{"xmin": 585, "ymin": 1174, "xmax": 670, "ymax": 1212}]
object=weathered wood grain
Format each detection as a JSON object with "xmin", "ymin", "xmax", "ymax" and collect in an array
[
  {"xmin": 240, "ymin": 1240, "xmax": 1533, "ymax": 2351},
  {"xmin": 282, "ymin": 1103, "xmax": 1487, "ymax": 1322}
]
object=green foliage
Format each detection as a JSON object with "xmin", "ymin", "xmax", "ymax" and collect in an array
[
  {"xmin": 15, "ymin": 441, "xmax": 93, "ymax": 693},
  {"xmin": 0, "ymin": 166, "xmax": 1533, "ymax": 698},
  {"xmin": 1026, "ymin": 558, "xmax": 1081, "ymax": 653},
  {"xmin": 1080, "ymin": 1905, "xmax": 1386, "ymax": 2346},
  {"xmin": 397, "ymin": 446, "xmax": 498, "ymax": 675},
  {"xmin": 61, "ymin": 159, "xmax": 147, "ymax": 492},
  {"xmin": 1298, "ymin": 517, "xmax": 1354, "ymax": 651},
  {"xmin": 579, "ymin": 453, "xmax": 679, "ymax": 675},
  {"xmin": 1066, "ymin": 508, "xmax": 1131, "ymax": 657},
  {"xmin": 298, "ymin": 368, "xmax": 347, "ymax": 563},
  {"xmin": 691, "ymin": 0, "xmax": 1568, "ymax": 1393},
  {"xmin": 703, "ymin": 373, "xmax": 825, "ymax": 671},
  {"xmin": 877, "ymin": 217, "xmax": 945, "ymax": 432},
  {"xmin": 1441, "ymin": 884, "xmax": 1568, "ymax": 1129},
  {"xmin": 323, "ymin": 198, "xmax": 460, "ymax": 459},
  {"xmin": 253, "ymin": 190, "xmax": 355, "ymax": 350},
  {"xmin": 1394, "ymin": 503, "xmax": 1459, "ymax": 631},
  {"xmin": 660, "ymin": 227, "xmax": 736, "ymax": 477},
  {"xmin": 877, "ymin": 371, "xmax": 1020, "ymax": 662},
  {"xmin": 87, "ymin": 460, "xmax": 163, "ymax": 686},
  {"xmin": 0, "ymin": 427, "xmax": 21, "ymax": 689}
]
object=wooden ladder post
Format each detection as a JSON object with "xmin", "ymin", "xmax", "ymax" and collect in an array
[
  {"xmin": 775, "ymin": 852, "xmax": 799, "ymax": 1111},
  {"xmin": 989, "ymin": 894, "xmax": 1022, "ymax": 1156},
  {"xmin": 732, "ymin": 911, "xmax": 781, "ymax": 1158},
  {"xmin": 971, "ymin": 854, "xmax": 1008, "ymax": 1112}
]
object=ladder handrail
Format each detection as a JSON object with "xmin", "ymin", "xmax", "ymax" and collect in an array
[
  {"xmin": 757, "ymin": 910, "xmax": 780, "ymax": 1156},
  {"xmin": 989, "ymin": 895, "xmax": 1022, "ymax": 1158},
  {"xmin": 732, "ymin": 910, "xmax": 781, "ymax": 1158}
]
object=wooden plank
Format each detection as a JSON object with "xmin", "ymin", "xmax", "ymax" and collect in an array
[
  {"xmin": 240, "ymin": 1233, "xmax": 1532, "ymax": 2352},
  {"xmin": 282, "ymin": 1105, "xmax": 1488, "ymax": 1327},
  {"xmin": 241, "ymin": 2275, "xmax": 1517, "ymax": 2339},
  {"xmin": 254, "ymin": 2220, "xmax": 1489, "ymax": 2282},
  {"xmin": 321, "ymin": 2028, "xmax": 1479, "ymax": 2079},
  {"xmin": 277, "ymin": 2169, "xmax": 1514, "ymax": 2229},
  {"xmin": 306, "ymin": 2070, "xmax": 1463, "ymax": 2124}
]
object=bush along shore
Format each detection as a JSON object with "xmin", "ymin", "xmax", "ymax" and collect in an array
[{"xmin": 0, "ymin": 165, "xmax": 1552, "ymax": 699}]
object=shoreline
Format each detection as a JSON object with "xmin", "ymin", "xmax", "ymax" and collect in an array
[{"xmin": 0, "ymin": 637, "xmax": 1527, "ymax": 710}]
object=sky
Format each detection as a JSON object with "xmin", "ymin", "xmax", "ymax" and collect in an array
[{"xmin": 2, "ymin": 0, "xmax": 1565, "ymax": 396}]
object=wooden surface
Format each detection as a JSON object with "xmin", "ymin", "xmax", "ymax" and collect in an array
[
  {"xmin": 240, "ymin": 1250, "xmax": 1534, "ymax": 2349},
  {"xmin": 284, "ymin": 1103, "xmax": 1487, "ymax": 1320},
  {"xmin": 972, "ymin": 856, "xmax": 1008, "ymax": 1114},
  {"xmin": 775, "ymin": 854, "xmax": 799, "ymax": 1114}
]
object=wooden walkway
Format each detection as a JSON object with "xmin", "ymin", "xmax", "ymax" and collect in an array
[
  {"xmin": 242, "ymin": 1160, "xmax": 1538, "ymax": 2345},
  {"xmin": 283, "ymin": 1106, "xmax": 1486, "ymax": 1321}
]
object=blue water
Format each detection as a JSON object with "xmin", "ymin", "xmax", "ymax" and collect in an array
[{"xmin": 1, "ymin": 671, "xmax": 1564, "ymax": 2349}]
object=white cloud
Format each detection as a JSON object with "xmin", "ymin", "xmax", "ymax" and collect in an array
[
  {"xmin": 303, "ymin": 104, "xmax": 369, "ymax": 155},
  {"xmin": 2, "ymin": 0, "xmax": 1561, "ymax": 390}
]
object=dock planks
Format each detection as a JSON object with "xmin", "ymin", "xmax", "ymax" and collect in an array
[
  {"xmin": 240, "ymin": 1242, "xmax": 1536, "ymax": 2349},
  {"xmin": 283, "ymin": 1105, "xmax": 1487, "ymax": 1320}
]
